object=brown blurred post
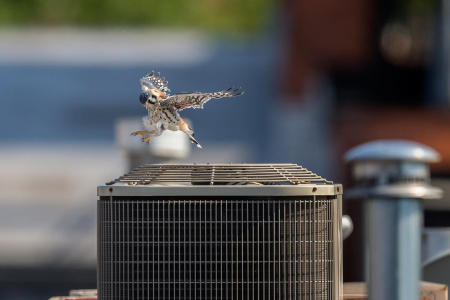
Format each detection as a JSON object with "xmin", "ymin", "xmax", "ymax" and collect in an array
[
  {"xmin": 279, "ymin": 0, "xmax": 372, "ymax": 99},
  {"xmin": 279, "ymin": 0, "xmax": 374, "ymax": 282}
]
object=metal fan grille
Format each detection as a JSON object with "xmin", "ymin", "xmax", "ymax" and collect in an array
[
  {"xmin": 98, "ymin": 196, "xmax": 336, "ymax": 300},
  {"xmin": 106, "ymin": 164, "xmax": 332, "ymax": 186}
]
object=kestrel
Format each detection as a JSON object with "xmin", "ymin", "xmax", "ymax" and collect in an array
[{"xmin": 131, "ymin": 71, "xmax": 243, "ymax": 148}]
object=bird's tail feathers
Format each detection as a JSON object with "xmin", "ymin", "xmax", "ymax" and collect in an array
[{"xmin": 188, "ymin": 134, "xmax": 202, "ymax": 149}]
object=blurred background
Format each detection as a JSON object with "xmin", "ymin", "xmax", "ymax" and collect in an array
[{"xmin": 0, "ymin": 0, "xmax": 449, "ymax": 299}]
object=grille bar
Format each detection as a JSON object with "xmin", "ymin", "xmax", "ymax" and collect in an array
[
  {"xmin": 106, "ymin": 164, "xmax": 331, "ymax": 186},
  {"xmin": 98, "ymin": 196, "xmax": 336, "ymax": 300}
]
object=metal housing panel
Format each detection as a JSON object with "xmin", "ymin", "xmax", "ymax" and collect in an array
[{"xmin": 98, "ymin": 195, "xmax": 341, "ymax": 300}]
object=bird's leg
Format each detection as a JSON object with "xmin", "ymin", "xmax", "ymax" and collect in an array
[
  {"xmin": 131, "ymin": 130, "xmax": 158, "ymax": 143},
  {"xmin": 142, "ymin": 129, "xmax": 163, "ymax": 144},
  {"xmin": 130, "ymin": 131, "xmax": 153, "ymax": 139},
  {"xmin": 130, "ymin": 130, "xmax": 160, "ymax": 143}
]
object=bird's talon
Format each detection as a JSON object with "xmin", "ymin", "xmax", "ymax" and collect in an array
[{"xmin": 143, "ymin": 136, "xmax": 153, "ymax": 143}]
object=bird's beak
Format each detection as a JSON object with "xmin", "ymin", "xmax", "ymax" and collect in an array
[
  {"xmin": 159, "ymin": 92, "xmax": 168, "ymax": 100},
  {"xmin": 152, "ymin": 88, "xmax": 168, "ymax": 100}
]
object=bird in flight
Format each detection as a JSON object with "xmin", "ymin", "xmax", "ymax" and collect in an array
[{"xmin": 131, "ymin": 71, "xmax": 243, "ymax": 148}]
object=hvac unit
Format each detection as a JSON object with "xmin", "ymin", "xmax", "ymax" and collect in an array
[{"xmin": 97, "ymin": 164, "xmax": 343, "ymax": 300}]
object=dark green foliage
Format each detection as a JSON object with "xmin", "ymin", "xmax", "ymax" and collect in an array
[{"xmin": 0, "ymin": 0, "xmax": 271, "ymax": 33}]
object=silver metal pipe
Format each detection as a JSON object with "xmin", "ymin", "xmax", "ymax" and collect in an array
[
  {"xmin": 365, "ymin": 198, "xmax": 422, "ymax": 299},
  {"xmin": 346, "ymin": 140, "xmax": 442, "ymax": 300}
]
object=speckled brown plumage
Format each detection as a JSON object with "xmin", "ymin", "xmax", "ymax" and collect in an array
[{"xmin": 131, "ymin": 71, "xmax": 243, "ymax": 148}]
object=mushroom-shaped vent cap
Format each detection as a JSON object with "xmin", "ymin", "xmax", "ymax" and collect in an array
[{"xmin": 345, "ymin": 140, "xmax": 440, "ymax": 163}]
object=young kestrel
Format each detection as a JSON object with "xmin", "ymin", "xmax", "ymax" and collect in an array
[{"xmin": 131, "ymin": 71, "xmax": 243, "ymax": 148}]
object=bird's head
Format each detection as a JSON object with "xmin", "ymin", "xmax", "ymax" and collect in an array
[{"xmin": 139, "ymin": 88, "xmax": 168, "ymax": 108}]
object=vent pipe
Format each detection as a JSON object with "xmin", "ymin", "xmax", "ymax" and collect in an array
[{"xmin": 345, "ymin": 140, "xmax": 442, "ymax": 300}]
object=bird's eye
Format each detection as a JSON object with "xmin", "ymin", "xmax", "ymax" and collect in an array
[{"xmin": 146, "ymin": 94, "xmax": 157, "ymax": 104}]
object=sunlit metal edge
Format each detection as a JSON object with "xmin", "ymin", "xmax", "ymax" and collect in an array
[
  {"xmin": 346, "ymin": 183, "xmax": 443, "ymax": 200},
  {"xmin": 98, "ymin": 184, "xmax": 343, "ymax": 197}
]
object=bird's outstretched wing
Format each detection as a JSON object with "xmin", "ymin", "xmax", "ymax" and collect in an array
[
  {"xmin": 140, "ymin": 71, "xmax": 171, "ymax": 94},
  {"xmin": 161, "ymin": 88, "xmax": 243, "ymax": 111}
]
